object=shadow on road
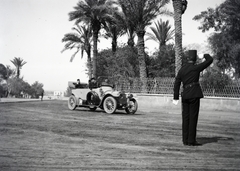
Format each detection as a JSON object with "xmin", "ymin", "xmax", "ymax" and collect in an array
[
  {"xmin": 74, "ymin": 108, "xmax": 144, "ymax": 115},
  {"xmin": 198, "ymin": 136, "xmax": 234, "ymax": 145}
]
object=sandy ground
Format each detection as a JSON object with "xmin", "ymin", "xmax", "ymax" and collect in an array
[{"xmin": 0, "ymin": 100, "xmax": 239, "ymax": 170}]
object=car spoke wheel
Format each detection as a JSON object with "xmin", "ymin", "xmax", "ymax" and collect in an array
[
  {"xmin": 103, "ymin": 96, "xmax": 117, "ymax": 114},
  {"xmin": 125, "ymin": 99, "xmax": 138, "ymax": 114},
  {"xmin": 68, "ymin": 95, "xmax": 77, "ymax": 110}
]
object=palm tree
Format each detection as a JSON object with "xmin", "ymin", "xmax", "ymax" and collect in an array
[
  {"xmin": 117, "ymin": 1, "xmax": 136, "ymax": 47},
  {"xmin": 103, "ymin": 10, "xmax": 126, "ymax": 53},
  {"xmin": 10, "ymin": 57, "xmax": 27, "ymax": 78},
  {"xmin": 69, "ymin": 0, "xmax": 116, "ymax": 78},
  {"xmin": 172, "ymin": 0, "xmax": 187, "ymax": 76},
  {"xmin": 62, "ymin": 24, "xmax": 93, "ymax": 78},
  {"xmin": 146, "ymin": 19, "xmax": 174, "ymax": 51},
  {"xmin": 118, "ymin": 0, "xmax": 170, "ymax": 92}
]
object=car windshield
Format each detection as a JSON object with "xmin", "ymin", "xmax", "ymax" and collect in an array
[{"xmin": 97, "ymin": 77, "xmax": 114, "ymax": 88}]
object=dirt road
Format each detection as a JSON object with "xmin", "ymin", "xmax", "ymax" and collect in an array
[{"xmin": 0, "ymin": 100, "xmax": 239, "ymax": 170}]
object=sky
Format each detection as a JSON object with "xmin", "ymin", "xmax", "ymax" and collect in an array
[{"xmin": 0, "ymin": 0, "xmax": 225, "ymax": 91}]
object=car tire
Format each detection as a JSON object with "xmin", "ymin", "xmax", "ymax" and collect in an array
[
  {"xmin": 125, "ymin": 99, "xmax": 138, "ymax": 114},
  {"xmin": 68, "ymin": 95, "xmax": 77, "ymax": 110},
  {"xmin": 103, "ymin": 96, "xmax": 117, "ymax": 114}
]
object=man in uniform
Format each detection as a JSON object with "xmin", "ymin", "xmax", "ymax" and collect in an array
[{"xmin": 173, "ymin": 50, "xmax": 213, "ymax": 146}]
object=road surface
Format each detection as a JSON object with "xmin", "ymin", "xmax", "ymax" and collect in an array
[{"xmin": 0, "ymin": 100, "xmax": 239, "ymax": 170}]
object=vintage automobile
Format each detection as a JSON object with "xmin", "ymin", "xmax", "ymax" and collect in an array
[{"xmin": 67, "ymin": 80, "xmax": 138, "ymax": 114}]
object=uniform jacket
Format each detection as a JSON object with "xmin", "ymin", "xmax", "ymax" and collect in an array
[{"xmin": 174, "ymin": 54, "xmax": 213, "ymax": 100}]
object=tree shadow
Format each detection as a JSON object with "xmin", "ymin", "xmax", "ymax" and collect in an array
[{"xmin": 197, "ymin": 136, "xmax": 234, "ymax": 145}]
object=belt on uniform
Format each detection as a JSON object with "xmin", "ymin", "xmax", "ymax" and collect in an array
[{"xmin": 184, "ymin": 82, "xmax": 199, "ymax": 89}]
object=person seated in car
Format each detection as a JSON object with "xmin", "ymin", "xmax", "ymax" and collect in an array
[
  {"xmin": 73, "ymin": 79, "xmax": 81, "ymax": 88},
  {"xmin": 89, "ymin": 77, "xmax": 99, "ymax": 90}
]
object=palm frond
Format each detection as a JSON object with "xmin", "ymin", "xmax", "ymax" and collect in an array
[
  {"xmin": 61, "ymin": 23, "xmax": 92, "ymax": 62},
  {"xmin": 70, "ymin": 47, "xmax": 80, "ymax": 62},
  {"xmin": 146, "ymin": 18, "xmax": 174, "ymax": 48}
]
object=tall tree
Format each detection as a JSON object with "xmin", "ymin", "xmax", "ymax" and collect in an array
[
  {"xmin": 193, "ymin": 0, "xmax": 240, "ymax": 78},
  {"xmin": 10, "ymin": 57, "xmax": 27, "ymax": 78},
  {"xmin": 146, "ymin": 19, "xmax": 174, "ymax": 50},
  {"xmin": 31, "ymin": 81, "xmax": 44, "ymax": 98},
  {"xmin": 0, "ymin": 64, "xmax": 7, "ymax": 80},
  {"xmin": 62, "ymin": 24, "xmax": 93, "ymax": 78},
  {"xmin": 172, "ymin": 0, "xmax": 187, "ymax": 76},
  {"xmin": 0, "ymin": 65, "xmax": 15, "ymax": 97},
  {"xmin": 69, "ymin": 0, "xmax": 116, "ymax": 78},
  {"xmin": 118, "ymin": 0, "xmax": 170, "ymax": 92}
]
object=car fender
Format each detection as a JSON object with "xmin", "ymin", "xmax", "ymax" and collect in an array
[{"xmin": 104, "ymin": 91, "xmax": 120, "ymax": 97}]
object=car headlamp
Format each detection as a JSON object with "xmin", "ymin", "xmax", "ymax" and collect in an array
[{"xmin": 127, "ymin": 93, "xmax": 133, "ymax": 98}]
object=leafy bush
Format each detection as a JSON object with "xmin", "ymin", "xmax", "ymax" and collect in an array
[
  {"xmin": 97, "ymin": 46, "xmax": 139, "ymax": 79},
  {"xmin": 201, "ymin": 67, "xmax": 232, "ymax": 89},
  {"xmin": 146, "ymin": 44, "xmax": 175, "ymax": 77}
]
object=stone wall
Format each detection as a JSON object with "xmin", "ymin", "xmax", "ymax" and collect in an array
[{"xmin": 136, "ymin": 94, "xmax": 240, "ymax": 112}]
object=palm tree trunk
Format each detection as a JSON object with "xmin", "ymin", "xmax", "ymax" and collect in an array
[
  {"xmin": 17, "ymin": 67, "xmax": 20, "ymax": 78},
  {"xmin": 112, "ymin": 27, "xmax": 117, "ymax": 53},
  {"xmin": 84, "ymin": 38, "xmax": 92, "ymax": 79},
  {"xmin": 173, "ymin": 0, "xmax": 183, "ymax": 76},
  {"xmin": 136, "ymin": 30, "xmax": 147, "ymax": 93},
  {"xmin": 127, "ymin": 29, "xmax": 135, "ymax": 47},
  {"xmin": 87, "ymin": 51, "xmax": 92, "ymax": 79},
  {"xmin": 128, "ymin": 37, "xmax": 135, "ymax": 47},
  {"xmin": 92, "ymin": 30, "xmax": 98, "ymax": 78}
]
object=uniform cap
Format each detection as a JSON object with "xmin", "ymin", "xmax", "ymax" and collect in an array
[{"xmin": 187, "ymin": 50, "xmax": 197, "ymax": 62}]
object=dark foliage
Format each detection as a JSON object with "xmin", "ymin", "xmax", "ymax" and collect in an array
[
  {"xmin": 146, "ymin": 44, "xmax": 175, "ymax": 77},
  {"xmin": 97, "ymin": 46, "xmax": 139, "ymax": 79},
  {"xmin": 193, "ymin": 0, "xmax": 240, "ymax": 78}
]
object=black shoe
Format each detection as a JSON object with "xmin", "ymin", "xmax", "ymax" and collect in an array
[
  {"xmin": 188, "ymin": 141, "xmax": 202, "ymax": 146},
  {"xmin": 183, "ymin": 142, "xmax": 188, "ymax": 146}
]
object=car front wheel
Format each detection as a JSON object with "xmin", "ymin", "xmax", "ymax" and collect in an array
[
  {"xmin": 103, "ymin": 96, "xmax": 117, "ymax": 114},
  {"xmin": 125, "ymin": 99, "xmax": 138, "ymax": 114},
  {"xmin": 68, "ymin": 95, "xmax": 77, "ymax": 110}
]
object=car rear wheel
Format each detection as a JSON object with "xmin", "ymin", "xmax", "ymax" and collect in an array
[
  {"xmin": 68, "ymin": 95, "xmax": 77, "ymax": 110},
  {"xmin": 103, "ymin": 96, "xmax": 117, "ymax": 114},
  {"xmin": 125, "ymin": 99, "xmax": 138, "ymax": 114}
]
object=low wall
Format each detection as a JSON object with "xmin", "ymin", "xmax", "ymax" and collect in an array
[{"xmin": 136, "ymin": 94, "xmax": 240, "ymax": 112}]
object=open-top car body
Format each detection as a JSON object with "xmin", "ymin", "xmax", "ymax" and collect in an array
[{"xmin": 67, "ymin": 80, "xmax": 138, "ymax": 114}]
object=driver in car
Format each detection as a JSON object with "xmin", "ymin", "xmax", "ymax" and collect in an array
[
  {"xmin": 73, "ymin": 79, "xmax": 81, "ymax": 88},
  {"xmin": 89, "ymin": 78, "xmax": 98, "ymax": 90}
]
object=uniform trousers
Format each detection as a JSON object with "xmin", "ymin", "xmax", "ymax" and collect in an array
[{"xmin": 181, "ymin": 98, "xmax": 200, "ymax": 144}]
